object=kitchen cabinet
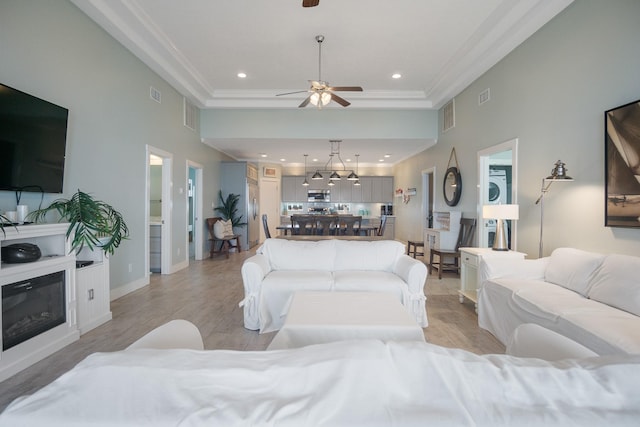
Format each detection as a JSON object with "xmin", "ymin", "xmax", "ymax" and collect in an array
[
  {"xmin": 370, "ymin": 177, "xmax": 394, "ymax": 203},
  {"xmin": 282, "ymin": 176, "xmax": 309, "ymax": 202},
  {"xmin": 459, "ymin": 247, "xmax": 526, "ymax": 312}
]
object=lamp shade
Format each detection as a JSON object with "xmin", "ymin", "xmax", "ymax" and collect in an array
[
  {"xmin": 483, "ymin": 204, "xmax": 519, "ymax": 220},
  {"xmin": 545, "ymin": 160, "xmax": 573, "ymax": 181}
]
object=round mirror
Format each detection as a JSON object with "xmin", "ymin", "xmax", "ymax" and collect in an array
[{"xmin": 443, "ymin": 167, "xmax": 462, "ymax": 206}]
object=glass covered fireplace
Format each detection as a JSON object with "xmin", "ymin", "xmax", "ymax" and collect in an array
[{"xmin": 2, "ymin": 271, "xmax": 66, "ymax": 351}]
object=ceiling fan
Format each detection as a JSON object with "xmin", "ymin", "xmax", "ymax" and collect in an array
[
  {"xmin": 302, "ymin": 0, "xmax": 320, "ymax": 7},
  {"xmin": 276, "ymin": 35, "xmax": 363, "ymax": 109}
]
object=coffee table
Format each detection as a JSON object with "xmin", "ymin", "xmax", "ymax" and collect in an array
[{"xmin": 267, "ymin": 291, "xmax": 425, "ymax": 350}]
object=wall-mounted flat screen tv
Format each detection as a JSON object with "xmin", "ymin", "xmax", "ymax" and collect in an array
[{"xmin": 0, "ymin": 83, "xmax": 68, "ymax": 194}]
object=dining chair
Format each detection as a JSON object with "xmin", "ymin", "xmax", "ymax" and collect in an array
[
  {"xmin": 429, "ymin": 218, "xmax": 476, "ymax": 279},
  {"xmin": 377, "ymin": 215, "xmax": 388, "ymax": 237},
  {"xmin": 261, "ymin": 214, "xmax": 271, "ymax": 239},
  {"xmin": 339, "ymin": 215, "xmax": 362, "ymax": 236},
  {"xmin": 316, "ymin": 216, "xmax": 338, "ymax": 235},
  {"xmin": 290, "ymin": 215, "xmax": 317, "ymax": 235}
]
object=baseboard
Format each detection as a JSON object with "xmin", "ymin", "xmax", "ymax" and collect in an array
[{"xmin": 110, "ymin": 276, "xmax": 149, "ymax": 301}]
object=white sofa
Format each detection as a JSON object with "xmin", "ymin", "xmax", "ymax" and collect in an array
[
  {"xmin": 3, "ymin": 333, "xmax": 640, "ymax": 426},
  {"xmin": 478, "ymin": 247, "xmax": 640, "ymax": 355},
  {"xmin": 240, "ymin": 239, "xmax": 428, "ymax": 332}
]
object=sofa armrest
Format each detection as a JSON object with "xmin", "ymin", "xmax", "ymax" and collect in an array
[
  {"xmin": 393, "ymin": 255, "xmax": 428, "ymax": 327},
  {"xmin": 479, "ymin": 257, "xmax": 548, "ymax": 285},
  {"xmin": 240, "ymin": 254, "xmax": 272, "ymax": 330}
]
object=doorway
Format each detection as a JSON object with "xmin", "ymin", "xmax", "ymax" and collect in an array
[
  {"xmin": 187, "ymin": 161, "xmax": 204, "ymax": 261},
  {"xmin": 146, "ymin": 145, "xmax": 173, "ymax": 276},
  {"xmin": 477, "ymin": 139, "xmax": 518, "ymax": 249}
]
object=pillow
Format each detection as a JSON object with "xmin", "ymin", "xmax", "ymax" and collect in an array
[
  {"xmin": 213, "ymin": 219, "xmax": 233, "ymax": 239},
  {"xmin": 587, "ymin": 254, "xmax": 640, "ymax": 316},
  {"xmin": 544, "ymin": 248, "xmax": 605, "ymax": 296}
]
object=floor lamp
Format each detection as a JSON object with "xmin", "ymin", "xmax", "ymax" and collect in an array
[
  {"xmin": 535, "ymin": 160, "xmax": 573, "ymax": 258},
  {"xmin": 483, "ymin": 204, "xmax": 519, "ymax": 251}
]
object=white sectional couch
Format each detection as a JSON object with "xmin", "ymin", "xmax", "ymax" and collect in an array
[
  {"xmin": 240, "ymin": 239, "xmax": 428, "ymax": 332},
  {"xmin": 478, "ymin": 247, "xmax": 640, "ymax": 355}
]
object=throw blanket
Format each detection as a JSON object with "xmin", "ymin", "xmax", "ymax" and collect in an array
[{"xmin": 1, "ymin": 340, "xmax": 639, "ymax": 426}]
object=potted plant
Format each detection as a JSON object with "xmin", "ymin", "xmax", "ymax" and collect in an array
[
  {"xmin": 214, "ymin": 191, "xmax": 246, "ymax": 249},
  {"xmin": 27, "ymin": 189, "xmax": 129, "ymax": 255}
]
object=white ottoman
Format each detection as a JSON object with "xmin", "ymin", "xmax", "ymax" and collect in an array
[{"xmin": 267, "ymin": 291, "xmax": 425, "ymax": 350}]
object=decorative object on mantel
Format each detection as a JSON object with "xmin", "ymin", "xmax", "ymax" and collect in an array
[
  {"xmin": 306, "ymin": 140, "xmax": 361, "ymax": 186},
  {"xmin": 443, "ymin": 148, "xmax": 462, "ymax": 206},
  {"xmin": 535, "ymin": 160, "xmax": 573, "ymax": 258},
  {"xmin": 482, "ymin": 204, "xmax": 519, "ymax": 251},
  {"xmin": 605, "ymin": 98, "xmax": 640, "ymax": 228},
  {"xmin": 27, "ymin": 190, "xmax": 129, "ymax": 255}
]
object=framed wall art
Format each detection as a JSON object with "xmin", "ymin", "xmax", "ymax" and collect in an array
[
  {"xmin": 605, "ymin": 99, "xmax": 640, "ymax": 227},
  {"xmin": 263, "ymin": 167, "xmax": 277, "ymax": 178}
]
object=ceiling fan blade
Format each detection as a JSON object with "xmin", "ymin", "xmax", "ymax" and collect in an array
[
  {"xmin": 328, "ymin": 86, "xmax": 363, "ymax": 92},
  {"xmin": 299, "ymin": 96, "xmax": 312, "ymax": 108},
  {"xmin": 302, "ymin": 0, "xmax": 320, "ymax": 7},
  {"xmin": 276, "ymin": 90, "xmax": 309, "ymax": 96},
  {"xmin": 330, "ymin": 93, "xmax": 351, "ymax": 107}
]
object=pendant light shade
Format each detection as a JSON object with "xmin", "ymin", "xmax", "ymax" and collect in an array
[{"xmin": 312, "ymin": 170, "xmax": 323, "ymax": 179}]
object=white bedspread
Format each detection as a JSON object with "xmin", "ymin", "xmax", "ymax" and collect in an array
[{"xmin": 1, "ymin": 340, "xmax": 639, "ymax": 426}]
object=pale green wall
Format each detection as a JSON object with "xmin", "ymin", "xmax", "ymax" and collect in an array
[
  {"xmin": 0, "ymin": 0, "xmax": 230, "ymax": 294},
  {"xmin": 394, "ymin": 0, "xmax": 640, "ymax": 257},
  {"xmin": 201, "ymin": 109, "xmax": 438, "ymax": 140}
]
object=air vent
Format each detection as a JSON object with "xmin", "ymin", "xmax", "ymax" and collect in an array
[
  {"xmin": 150, "ymin": 86, "xmax": 161, "ymax": 103},
  {"xmin": 183, "ymin": 97, "xmax": 197, "ymax": 131},
  {"xmin": 442, "ymin": 99, "xmax": 455, "ymax": 132},
  {"xmin": 479, "ymin": 88, "xmax": 490, "ymax": 105}
]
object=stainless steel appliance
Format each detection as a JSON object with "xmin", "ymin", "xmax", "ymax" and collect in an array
[
  {"xmin": 381, "ymin": 204, "xmax": 393, "ymax": 215},
  {"xmin": 307, "ymin": 189, "xmax": 330, "ymax": 202}
]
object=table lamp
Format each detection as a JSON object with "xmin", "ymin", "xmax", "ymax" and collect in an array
[{"xmin": 483, "ymin": 204, "xmax": 519, "ymax": 251}]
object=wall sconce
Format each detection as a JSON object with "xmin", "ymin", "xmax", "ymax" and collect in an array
[{"xmin": 482, "ymin": 204, "xmax": 519, "ymax": 251}]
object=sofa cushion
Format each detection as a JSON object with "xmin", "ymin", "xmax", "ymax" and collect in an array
[
  {"xmin": 259, "ymin": 239, "xmax": 336, "ymax": 271},
  {"xmin": 588, "ymin": 254, "xmax": 640, "ymax": 316},
  {"xmin": 213, "ymin": 219, "xmax": 233, "ymax": 239},
  {"xmin": 333, "ymin": 271, "xmax": 405, "ymax": 302},
  {"xmin": 333, "ymin": 240, "xmax": 404, "ymax": 272},
  {"xmin": 545, "ymin": 248, "xmax": 605, "ymax": 296}
]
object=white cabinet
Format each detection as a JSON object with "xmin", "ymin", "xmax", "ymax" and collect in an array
[
  {"xmin": 150, "ymin": 224, "xmax": 161, "ymax": 273},
  {"xmin": 0, "ymin": 223, "xmax": 79, "ymax": 382},
  {"xmin": 459, "ymin": 247, "xmax": 526, "ymax": 311},
  {"xmin": 370, "ymin": 177, "xmax": 394, "ymax": 203},
  {"xmin": 282, "ymin": 176, "xmax": 308, "ymax": 202},
  {"xmin": 76, "ymin": 247, "xmax": 112, "ymax": 334}
]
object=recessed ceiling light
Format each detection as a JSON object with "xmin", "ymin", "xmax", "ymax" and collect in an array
[
  {"xmin": 384, "ymin": 154, "xmax": 391, "ymax": 158},
  {"xmin": 237, "ymin": 72, "xmax": 247, "ymax": 78},
  {"xmin": 345, "ymin": 158, "xmax": 352, "ymax": 162},
  {"xmin": 312, "ymin": 158, "xmax": 319, "ymax": 162},
  {"xmin": 260, "ymin": 153, "xmax": 267, "ymax": 158},
  {"xmin": 280, "ymin": 158, "xmax": 286, "ymax": 162},
  {"xmin": 392, "ymin": 73, "xmax": 402, "ymax": 79},
  {"xmin": 379, "ymin": 159, "xmax": 384, "ymax": 162}
]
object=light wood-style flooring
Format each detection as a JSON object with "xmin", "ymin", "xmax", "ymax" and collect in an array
[{"xmin": 0, "ymin": 247, "xmax": 503, "ymax": 411}]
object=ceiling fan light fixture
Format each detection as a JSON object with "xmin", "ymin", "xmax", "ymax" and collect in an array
[{"xmin": 309, "ymin": 91, "xmax": 331, "ymax": 108}]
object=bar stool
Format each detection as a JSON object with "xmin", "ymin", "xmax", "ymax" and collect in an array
[{"xmin": 407, "ymin": 240, "xmax": 424, "ymax": 258}]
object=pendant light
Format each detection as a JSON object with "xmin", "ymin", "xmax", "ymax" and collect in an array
[
  {"xmin": 347, "ymin": 154, "xmax": 360, "ymax": 180},
  {"xmin": 302, "ymin": 154, "xmax": 310, "ymax": 186}
]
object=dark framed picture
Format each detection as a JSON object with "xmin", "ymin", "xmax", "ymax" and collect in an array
[{"xmin": 605, "ymin": 99, "xmax": 640, "ymax": 227}]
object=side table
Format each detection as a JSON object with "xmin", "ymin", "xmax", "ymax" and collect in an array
[{"xmin": 459, "ymin": 247, "xmax": 526, "ymax": 312}]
